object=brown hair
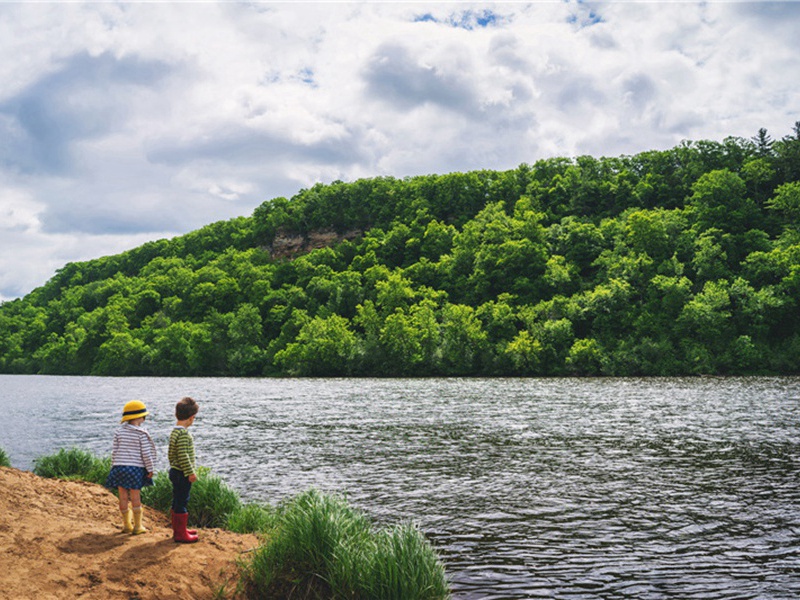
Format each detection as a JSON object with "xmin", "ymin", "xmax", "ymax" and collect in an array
[{"xmin": 176, "ymin": 397, "xmax": 199, "ymax": 421}]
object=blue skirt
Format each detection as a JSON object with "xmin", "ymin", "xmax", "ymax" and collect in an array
[{"xmin": 106, "ymin": 465, "xmax": 154, "ymax": 490}]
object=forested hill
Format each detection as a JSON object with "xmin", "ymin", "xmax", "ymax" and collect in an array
[{"xmin": 2, "ymin": 126, "xmax": 800, "ymax": 377}]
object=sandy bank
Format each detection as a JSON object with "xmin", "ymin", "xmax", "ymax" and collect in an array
[{"xmin": 0, "ymin": 466, "xmax": 259, "ymax": 599}]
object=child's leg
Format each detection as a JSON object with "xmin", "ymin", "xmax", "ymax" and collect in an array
[
  {"xmin": 129, "ymin": 489, "xmax": 147, "ymax": 534},
  {"xmin": 118, "ymin": 488, "xmax": 133, "ymax": 533},
  {"xmin": 118, "ymin": 487, "xmax": 130, "ymax": 511},
  {"xmin": 169, "ymin": 468, "xmax": 197, "ymax": 542},
  {"xmin": 169, "ymin": 468, "xmax": 190, "ymax": 513}
]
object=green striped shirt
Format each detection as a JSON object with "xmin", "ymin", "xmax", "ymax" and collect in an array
[{"xmin": 168, "ymin": 426, "xmax": 196, "ymax": 477}]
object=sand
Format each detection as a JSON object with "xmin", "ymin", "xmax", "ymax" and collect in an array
[{"xmin": 0, "ymin": 466, "xmax": 260, "ymax": 599}]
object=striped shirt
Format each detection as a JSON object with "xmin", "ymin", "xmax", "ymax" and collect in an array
[
  {"xmin": 168, "ymin": 426, "xmax": 197, "ymax": 478},
  {"xmin": 111, "ymin": 423, "xmax": 157, "ymax": 473}
]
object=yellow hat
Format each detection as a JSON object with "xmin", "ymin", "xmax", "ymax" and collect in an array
[{"xmin": 121, "ymin": 400, "xmax": 149, "ymax": 422}]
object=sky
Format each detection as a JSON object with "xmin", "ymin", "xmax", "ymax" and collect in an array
[{"xmin": 1, "ymin": 1, "xmax": 799, "ymax": 301}]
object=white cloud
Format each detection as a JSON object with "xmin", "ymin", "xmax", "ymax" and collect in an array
[
  {"xmin": 0, "ymin": 185, "xmax": 43, "ymax": 233},
  {"xmin": 0, "ymin": 1, "xmax": 798, "ymax": 299}
]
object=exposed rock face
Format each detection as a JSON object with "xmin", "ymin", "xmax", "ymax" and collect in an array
[{"xmin": 269, "ymin": 229, "xmax": 361, "ymax": 259}]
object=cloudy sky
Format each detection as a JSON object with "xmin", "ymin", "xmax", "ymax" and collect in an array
[{"xmin": 1, "ymin": 1, "xmax": 798, "ymax": 301}]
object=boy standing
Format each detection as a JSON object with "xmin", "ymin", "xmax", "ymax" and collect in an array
[{"xmin": 169, "ymin": 397, "xmax": 199, "ymax": 543}]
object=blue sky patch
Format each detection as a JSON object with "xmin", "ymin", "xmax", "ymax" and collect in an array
[
  {"xmin": 568, "ymin": 0, "xmax": 604, "ymax": 28},
  {"xmin": 414, "ymin": 9, "xmax": 502, "ymax": 30}
]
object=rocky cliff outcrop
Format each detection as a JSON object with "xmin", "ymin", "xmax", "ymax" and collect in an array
[{"xmin": 268, "ymin": 229, "xmax": 361, "ymax": 259}]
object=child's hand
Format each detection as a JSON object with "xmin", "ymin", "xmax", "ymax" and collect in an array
[
  {"xmin": 146, "ymin": 472, "xmax": 153, "ymax": 479},
  {"xmin": 189, "ymin": 474, "xmax": 197, "ymax": 483}
]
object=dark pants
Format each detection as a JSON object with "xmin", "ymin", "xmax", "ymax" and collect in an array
[{"xmin": 170, "ymin": 467, "xmax": 192, "ymax": 514}]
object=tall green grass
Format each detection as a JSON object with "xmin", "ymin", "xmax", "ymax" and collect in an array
[
  {"xmin": 367, "ymin": 524, "xmax": 451, "ymax": 600},
  {"xmin": 32, "ymin": 447, "xmax": 111, "ymax": 485},
  {"xmin": 141, "ymin": 467, "xmax": 245, "ymax": 529},
  {"xmin": 240, "ymin": 489, "xmax": 450, "ymax": 600},
  {"xmin": 226, "ymin": 501, "xmax": 276, "ymax": 534},
  {"xmin": 0, "ymin": 447, "xmax": 10, "ymax": 468},
  {"xmin": 141, "ymin": 467, "xmax": 275, "ymax": 532}
]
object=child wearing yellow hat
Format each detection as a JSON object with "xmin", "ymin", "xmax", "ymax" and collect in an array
[{"xmin": 105, "ymin": 400, "xmax": 157, "ymax": 535}]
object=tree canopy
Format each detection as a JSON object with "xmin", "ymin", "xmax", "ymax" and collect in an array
[{"xmin": 2, "ymin": 125, "xmax": 800, "ymax": 377}]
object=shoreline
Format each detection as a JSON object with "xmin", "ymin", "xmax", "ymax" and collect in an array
[{"xmin": 0, "ymin": 466, "xmax": 259, "ymax": 599}]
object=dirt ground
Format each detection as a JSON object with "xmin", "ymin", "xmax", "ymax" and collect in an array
[{"xmin": 0, "ymin": 466, "xmax": 260, "ymax": 599}]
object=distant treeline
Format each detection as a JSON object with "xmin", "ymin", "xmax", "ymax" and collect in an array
[{"xmin": 2, "ymin": 125, "xmax": 799, "ymax": 377}]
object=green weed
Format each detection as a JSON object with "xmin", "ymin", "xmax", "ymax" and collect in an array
[
  {"xmin": 141, "ymin": 466, "xmax": 242, "ymax": 528},
  {"xmin": 226, "ymin": 501, "xmax": 276, "ymax": 534},
  {"xmin": 32, "ymin": 448, "xmax": 111, "ymax": 485},
  {"xmin": 240, "ymin": 489, "xmax": 450, "ymax": 600}
]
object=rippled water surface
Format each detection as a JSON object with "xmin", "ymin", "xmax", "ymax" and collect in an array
[{"xmin": 2, "ymin": 376, "xmax": 799, "ymax": 599}]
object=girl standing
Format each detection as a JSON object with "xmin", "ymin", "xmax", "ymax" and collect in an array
[{"xmin": 105, "ymin": 400, "xmax": 156, "ymax": 535}]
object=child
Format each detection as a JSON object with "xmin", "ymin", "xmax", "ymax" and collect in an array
[
  {"xmin": 169, "ymin": 396, "xmax": 200, "ymax": 543},
  {"xmin": 105, "ymin": 400, "xmax": 156, "ymax": 535}
]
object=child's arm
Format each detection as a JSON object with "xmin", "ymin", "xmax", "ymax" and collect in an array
[
  {"xmin": 111, "ymin": 430, "xmax": 121, "ymax": 463},
  {"xmin": 185, "ymin": 434, "xmax": 198, "ymax": 482},
  {"xmin": 140, "ymin": 431, "xmax": 156, "ymax": 476},
  {"xmin": 173, "ymin": 430, "xmax": 197, "ymax": 481}
]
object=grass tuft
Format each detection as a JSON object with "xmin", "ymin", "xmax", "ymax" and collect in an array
[
  {"xmin": 0, "ymin": 447, "xmax": 10, "ymax": 468},
  {"xmin": 141, "ymin": 466, "xmax": 243, "ymax": 528},
  {"xmin": 226, "ymin": 502, "xmax": 276, "ymax": 534},
  {"xmin": 240, "ymin": 489, "xmax": 450, "ymax": 600},
  {"xmin": 32, "ymin": 447, "xmax": 111, "ymax": 485},
  {"xmin": 365, "ymin": 523, "xmax": 451, "ymax": 600}
]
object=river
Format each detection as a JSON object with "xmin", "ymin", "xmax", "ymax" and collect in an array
[{"xmin": 1, "ymin": 375, "xmax": 799, "ymax": 599}]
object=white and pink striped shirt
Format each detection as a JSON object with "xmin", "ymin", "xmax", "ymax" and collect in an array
[{"xmin": 111, "ymin": 422, "xmax": 157, "ymax": 473}]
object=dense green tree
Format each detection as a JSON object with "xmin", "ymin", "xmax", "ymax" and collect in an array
[
  {"xmin": 752, "ymin": 128, "xmax": 774, "ymax": 157},
  {"xmin": 504, "ymin": 330, "xmax": 543, "ymax": 374},
  {"xmin": 94, "ymin": 332, "xmax": 150, "ymax": 376},
  {"xmin": 688, "ymin": 169, "xmax": 759, "ymax": 234},
  {"xmin": 420, "ymin": 219, "xmax": 457, "ymax": 261},
  {"xmin": 147, "ymin": 321, "xmax": 194, "ymax": 375},
  {"xmin": 3, "ymin": 125, "xmax": 800, "ymax": 376},
  {"xmin": 379, "ymin": 308, "xmax": 430, "ymax": 375},
  {"xmin": 741, "ymin": 158, "xmax": 777, "ymax": 206},
  {"xmin": 548, "ymin": 217, "xmax": 606, "ymax": 277},
  {"xmin": 450, "ymin": 201, "xmax": 548, "ymax": 304},
  {"xmin": 774, "ymin": 122, "xmax": 800, "ymax": 182},
  {"xmin": 677, "ymin": 280, "xmax": 735, "ymax": 372},
  {"xmin": 691, "ymin": 229, "xmax": 731, "ymax": 284},
  {"xmin": 566, "ymin": 338, "xmax": 605, "ymax": 376},
  {"xmin": 439, "ymin": 303, "xmax": 488, "ymax": 375},
  {"xmin": 274, "ymin": 314, "xmax": 358, "ymax": 376},
  {"xmin": 228, "ymin": 303, "xmax": 265, "ymax": 375},
  {"xmin": 766, "ymin": 182, "xmax": 800, "ymax": 232}
]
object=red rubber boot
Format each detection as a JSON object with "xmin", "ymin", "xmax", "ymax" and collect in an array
[
  {"xmin": 171, "ymin": 509, "xmax": 196, "ymax": 535},
  {"xmin": 172, "ymin": 511, "xmax": 198, "ymax": 543}
]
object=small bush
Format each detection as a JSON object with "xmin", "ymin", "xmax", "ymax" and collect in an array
[
  {"xmin": 141, "ymin": 466, "xmax": 243, "ymax": 528},
  {"xmin": 365, "ymin": 524, "xmax": 451, "ymax": 600},
  {"xmin": 33, "ymin": 448, "xmax": 111, "ymax": 485},
  {"xmin": 240, "ymin": 489, "xmax": 450, "ymax": 600},
  {"xmin": 226, "ymin": 502, "xmax": 276, "ymax": 534},
  {"xmin": 0, "ymin": 447, "xmax": 10, "ymax": 468},
  {"xmin": 140, "ymin": 470, "xmax": 173, "ymax": 511}
]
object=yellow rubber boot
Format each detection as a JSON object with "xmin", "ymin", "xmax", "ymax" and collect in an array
[
  {"xmin": 120, "ymin": 508, "xmax": 133, "ymax": 534},
  {"xmin": 131, "ymin": 507, "xmax": 147, "ymax": 535}
]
